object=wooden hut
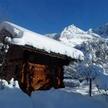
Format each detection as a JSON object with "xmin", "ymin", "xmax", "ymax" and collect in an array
[{"xmin": 0, "ymin": 21, "xmax": 84, "ymax": 95}]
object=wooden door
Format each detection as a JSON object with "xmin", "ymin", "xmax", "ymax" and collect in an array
[{"xmin": 18, "ymin": 61, "xmax": 51, "ymax": 95}]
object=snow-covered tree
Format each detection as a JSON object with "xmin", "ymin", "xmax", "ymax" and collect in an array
[
  {"xmin": 64, "ymin": 38, "xmax": 108, "ymax": 96},
  {"xmin": 0, "ymin": 37, "xmax": 10, "ymax": 89},
  {"xmin": 77, "ymin": 39, "xmax": 108, "ymax": 96}
]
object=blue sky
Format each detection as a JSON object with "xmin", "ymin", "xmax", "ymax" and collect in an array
[{"xmin": 0, "ymin": 0, "xmax": 108, "ymax": 34}]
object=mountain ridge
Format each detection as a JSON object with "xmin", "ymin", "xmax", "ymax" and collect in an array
[{"xmin": 45, "ymin": 24, "xmax": 104, "ymax": 47}]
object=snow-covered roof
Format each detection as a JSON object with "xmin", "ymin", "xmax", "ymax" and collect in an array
[{"xmin": 0, "ymin": 21, "xmax": 84, "ymax": 60}]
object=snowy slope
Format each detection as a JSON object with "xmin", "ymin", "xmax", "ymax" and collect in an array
[{"xmin": 0, "ymin": 81, "xmax": 108, "ymax": 108}]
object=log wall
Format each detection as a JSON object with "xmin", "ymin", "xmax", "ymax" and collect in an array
[{"xmin": 2, "ymin": 45, "xmax": 66, "ymax": 95}]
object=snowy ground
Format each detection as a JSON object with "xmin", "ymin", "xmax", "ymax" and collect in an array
[{"xmin": 0, "ymin": 80, "xmax": 108, "ymax": 108}]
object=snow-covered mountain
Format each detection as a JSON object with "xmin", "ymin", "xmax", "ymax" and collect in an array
[
  {"xmin": 46, "ymin": 23, "xmax": 108, "ymax": 76},
  {"xmin": 93, "ymin": 23, "xmax": 108, "ymax": 38},
  {"xmin": 46, "ymin": 24, "xmax": 100, "ymax": 47},
  {"xmin": 59, "ymin": 25, "xmax": 100, "ymax": 47}
]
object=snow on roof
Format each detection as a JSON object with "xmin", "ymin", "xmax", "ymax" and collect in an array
[{"xmin": 0, "ymin": 21, "xmax": 84, "ymax": 60}]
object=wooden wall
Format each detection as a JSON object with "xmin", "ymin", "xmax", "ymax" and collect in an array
[{"xmin": 2, "ymin": 45, "xmax": 67, "ymax": 95}]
